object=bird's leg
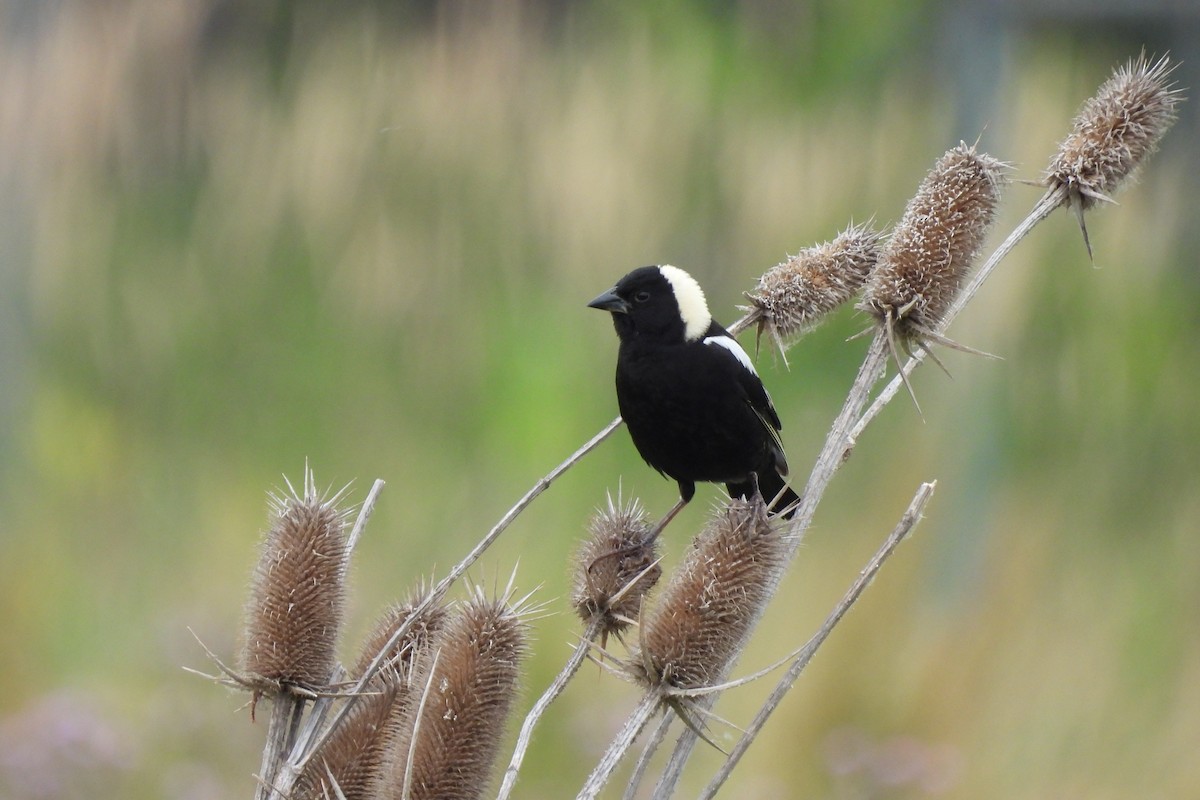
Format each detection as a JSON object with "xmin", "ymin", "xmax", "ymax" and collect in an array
[
  {"xmin": 748, "ymin": 471, "xmax": 761, "ymax": 502},
  {"xmin": 645, "ymin": 496, "xmax": 688, "ymax": 546},
  {"xmin": 587, "ymin": 496, "xmax": 689, "ymax": 575}
]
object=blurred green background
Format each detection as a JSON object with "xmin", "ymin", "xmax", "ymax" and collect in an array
[{"xmin": 1, "ymin": 1, "xmax": 1197, "ymax": 797}]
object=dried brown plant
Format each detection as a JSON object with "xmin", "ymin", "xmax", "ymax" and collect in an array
[
  {"xmin": 746, "ymin": 222, "xmax": 884, "ymax": 356},
  {"xmin": 858, "ymin": 142, "xmax": 1007, "ymax": 407},
  {"xmin": 629, "ymin": 496, "xmax": 784, "ymax": 693},
  {"xmin": 239, "ymin": 483, "xmax": 351, "ymax": 696},
  {"xmin": 572, "ymin": 493, "xmax": 662, "ymax": 645},
  {"xmin": 294, "ymin": 597, "xmax": 448, "ymax": 800},
  {"xmin": 1045, "ymin": 53, "xmax": 1181, "ymax": 257},
  {"xmin": 378, "ymin": 588, "xmax": 528, "ymax": 800}
]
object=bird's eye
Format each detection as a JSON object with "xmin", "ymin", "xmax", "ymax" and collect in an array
[{"xmin": 634, "ymin": 290, "xmax": 651, "ymax": 303}]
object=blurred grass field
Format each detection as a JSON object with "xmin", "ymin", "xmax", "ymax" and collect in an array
[{"xmin": 1, "ymin": 2, "xmax": 1198, "ymax": 797}]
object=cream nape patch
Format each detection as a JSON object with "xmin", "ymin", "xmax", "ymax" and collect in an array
[{"xmin": 658, "ymin": 264, "xmax": 711, "ymax": 342}]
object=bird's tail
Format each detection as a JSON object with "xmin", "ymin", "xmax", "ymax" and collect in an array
[{"xmin": 727, "ymin": 469, "xmax": 800, "ymax": 519}]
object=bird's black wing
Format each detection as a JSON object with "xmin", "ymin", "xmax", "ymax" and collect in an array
[{"xmin": 701, "ymin": 327, "xmax": 789, "ymax": 475}]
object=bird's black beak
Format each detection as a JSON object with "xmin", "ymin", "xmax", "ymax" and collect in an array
[{"xmin": 588, "ymin": 288, "xmax": 630, "ymax": 314}]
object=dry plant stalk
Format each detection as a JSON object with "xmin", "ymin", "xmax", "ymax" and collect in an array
[
  {"xmin": 377, "ymin": 588, "xmax": 528, "ymax": 800},
  {"xmin": 572, "ymin": 493, "xmax": 662, "ymax": 645},
  {"xmin": 745, "ymin": 222, "xmax": 884, "ymax": 356},
  {"xmin": 240, "ymin": 483, "xmax": 351, "ymax": 695},
  {"xmin": 294, "ymin": 597, "xmax": 448, "ymax": 800}
]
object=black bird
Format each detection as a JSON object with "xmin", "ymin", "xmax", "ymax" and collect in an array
[{"xmin": 589, "ymin": 265, "xmax": 799, "ymax": 532}]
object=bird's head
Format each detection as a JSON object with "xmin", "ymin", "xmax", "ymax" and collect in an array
[{"xmin": 588, "ymin": 265, "xmax": 712, "ymax": 343}]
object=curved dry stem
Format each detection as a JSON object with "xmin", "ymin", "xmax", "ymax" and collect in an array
[
  {"xmin": 621, "ymin": 711, "xmax": 675, "ymax": 800},
  {"xmin": 699, "ymin": 481, "xmax": 937, "ymax": 798},
  {"xmin": 497, "ymin": 618, "xmax": 605, "ymax": 800},
  {"xmin": 576, "ymin": 692, "xmax": 662, "ymax": 800}
]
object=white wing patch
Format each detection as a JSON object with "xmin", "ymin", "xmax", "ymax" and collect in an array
[
  {"xmin": 704, "ymin": 335, "xmax": 758, "ymax": 376},
  {"xmin": 659, "ymin": 265, "xmax": 712, "ymax": 342}
]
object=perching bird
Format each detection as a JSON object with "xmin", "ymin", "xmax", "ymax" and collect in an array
[{"xmin": 589, "ymin": 265, "xmax": 799, "ymax": 532}]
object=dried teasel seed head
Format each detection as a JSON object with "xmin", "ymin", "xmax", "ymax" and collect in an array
[
  {"xmin": 239, "ymin": 477, "xmax": 350, "ymax": 694},
  {"xmin": 1045, "ymin": 53, "xmax": 1181, "ymax": 211},
  {"xmin": 858, "ymin": 142, "xmax": 1007, "ymax": 411},
  {"xmin": 1044, "ymin": 53, "xmax": 1182, "ymax": 259},
  {"xmin": 572, "ymin": 492, "xmax": 662, "ymax": 643},
  {"xmin": 746, "ymin": 222, "xmax": 884, "ymax": 349},
  {"xmin": 381, "ymin": 588, "xmax": 529, "ymax": 800},
  {"xmin": 629, "ymin": 496, "xmax": 784, "ymax": 692},
  {"xmin": 860, "ymin": 142, "xmax": 1007, "ymax": 341},
  {"xmin": 294, "ymin": 664, "xmax": 402, "ymax": 800},
  {"xmin": 296, "ymin": 596, "xmax": 448, "ymax": 800},
  {"xmin": 351, "ymin": 591, "xmax": 450, "ymax": 681}
]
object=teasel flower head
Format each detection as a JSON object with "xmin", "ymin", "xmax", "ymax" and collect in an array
[
  {"xmin": 1044, "ymin": 53, "xmax": 1181, "ymax": 259},
  {"xmin": 859, "ymin": 142, "xmax": 1007, "ymax": 409},
  {"xmin": 351, "ymin": 589, "xmax": 450, "ymax": 681},
  {"xmin": 239, "ymin": 474, "xmax": 351, "ymax": 696},
  {"xmin": 295, "ymin": 594, "xmax": 449, "ymax": 800},
  {"xmin": 572, "ymin": 491, "xmax": 662, "ymax": 645},
  {"xmin": 628, "ymin": 496, "xmax": 784, "ymax": 694},
  {"xmin": 380, "ymin": 585, "xmax": 530, "ymax": 800},
  {"xmin": 745, "ymin": 222, "xmax": 884, "ymax": 356}
]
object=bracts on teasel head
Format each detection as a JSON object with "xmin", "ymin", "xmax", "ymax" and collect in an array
[
  {"xmin": 746, "ymin": 222, "xmax": 884, "ymax": 358},
  {"xmin": 1044, "ymin": 53, "xmax": 1181, "ymax": 259},
  {"xmin": 239, "ymin": 482, "xmax": 352, "ymax": 697},
  {"xmin": 573, "ymin": 492, "xmax": 662, "ymax": 647},
  {"xmin": 375, "ymin": 587, "xmax": 529, "ymax": 800},
  {"xmin": 858, "ymin": 142, "xmax": 1008, "ymax": 410}
]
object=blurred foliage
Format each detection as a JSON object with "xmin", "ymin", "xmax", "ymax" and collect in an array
[{"xmin": 0, "ymin": 1, "xmax": 1197, "ymax": 797}]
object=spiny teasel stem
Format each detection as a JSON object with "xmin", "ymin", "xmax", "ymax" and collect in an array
[
  {"xmin": 745, "ymin": 222, "xmax": 884, "ymax": 359},
  {"xmin": 1044, "ymin": 52, "xmax": 1181, "ymax": 259},
  {"xmin": 700, "ymin": 481, "xmax": 936, "ymax": 798},
  {"xmin": 576, "ymin": 693, "xmax": 662, "ymax": 800},
  {"xmin": 858, "ymin": 142, "xmax": 1008, "ymax": 412},
  {"xmin": 376, "ymin": 586, "xmax": 529, "ymax": 800}
]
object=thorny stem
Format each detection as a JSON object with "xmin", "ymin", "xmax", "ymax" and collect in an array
[
  {"xmin": 497, "ymin": 618, "xmax": 605, "ymax": 800},
  {"xmin": 255, "ymin": 696, "xmax": 304, "ymax": 800},
  {"xmin": 699, "ymin": 481, "xmax": 937, "ymax": 799},
  {"xmin": 622, "ymin": 711, "xmax": 676, "ymax": 800},
  {"xmin": 577, "ymin": 692, "xmax": 662, "ymax": 800}
]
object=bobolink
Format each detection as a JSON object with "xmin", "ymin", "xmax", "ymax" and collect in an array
[{"xmin": 589, "ymin": 265, "xmax": 799, "ymax": 529}]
